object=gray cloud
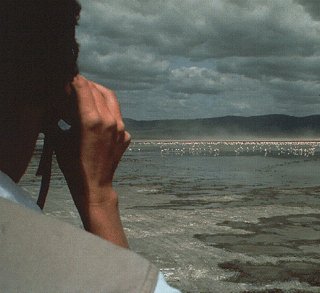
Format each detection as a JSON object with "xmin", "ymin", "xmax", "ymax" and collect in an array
[
  {"xmin": 295, "ymin": 0, "xmax": 320, "ymax": 20},
  {"xmin": 79, "ymin": 45, "xmax": 169, "ymax": 90},
  {"xmin": 77, "ymin": 0, "xmax": 320, "ymax": 119},
  {"xmin": 79, "ymin": 0, "xmax": 320, "ymax": 58},
  {"xmin": 216, "ymin": 57, "xmax": 320, "ymax": 81},
  {"xmin": 168, "ymin": 67, "xmax": 223, "ymax": 95}
]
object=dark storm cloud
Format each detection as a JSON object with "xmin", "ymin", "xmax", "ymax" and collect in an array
[
  {"xmin": 295, "ymin": 0, "xmax": 320, "ymax": 20},
  {"xmin": 79, "ymin": 0, "xmax": 320, "ymax": 59},
  {"xmin": 77, "ymin": 0, "xmax": 320, "ymax": 119}
]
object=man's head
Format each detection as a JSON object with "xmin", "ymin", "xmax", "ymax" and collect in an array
[
  {"xmin": 0, "ymin": 0, "xmax": 81, "ymax": 107},
  {"xmin": 0, "ymin": 0, "xmax": 81, "ymax": 181}
]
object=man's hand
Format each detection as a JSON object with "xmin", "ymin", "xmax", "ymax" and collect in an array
[{"xmin": 53, "ymin": 75, "xmax": 130, "ymax": 248}]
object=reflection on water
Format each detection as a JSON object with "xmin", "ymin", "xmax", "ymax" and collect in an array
[
  {"xmin": 129, "ymin": 140, "xmax": 320, "ymax": 158},
  {"xmin": 19, "ymin": 140, "xmax": 320, "ymax": 292}
]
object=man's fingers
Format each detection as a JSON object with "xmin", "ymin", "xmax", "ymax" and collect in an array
[
  {"xmin": 112, "ymin": 131, "xmax": 131, "ymax": 173},
  {"xmin": 93, "ymin": 82, "xmax": 123, "ymax": 122},
  {"xmin": 93, "ymin": 82, "xmax": 126, "ymax": 141},
  {"xmin": 72, "ymin": 76, "xmax": 127, "ymax": 147},
  {"xmin": 116, "ymin": 131, "xmax": 131, "ymax": 157},
  {"xmin": 123, "ymin": 131, "xmax": 131, "ymax": 146},
  {"xmin": 72, "ymin": 75, "xmax": 99, "ymax": 121},
  {"xmin": 90, "ymin": 83, "xmax": 114, "ymax": 123}
]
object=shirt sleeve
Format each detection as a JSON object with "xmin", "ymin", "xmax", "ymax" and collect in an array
[{"xmin": 154, "ymin": 272, "xmax": 181, "ymax": 293}]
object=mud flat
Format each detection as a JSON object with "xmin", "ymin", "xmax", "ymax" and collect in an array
[
  {"xmin": 32, "ymin": 183, "xmax": 319, "ymax": 293},
  {"xmin": 20, "ymin": 141, "xmax": 320, "ymax": 292}
]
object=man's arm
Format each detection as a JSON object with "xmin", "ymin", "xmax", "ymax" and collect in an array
[{"xmin": 53, "ymin": 75, "xmax": 130, "ymax": 248}]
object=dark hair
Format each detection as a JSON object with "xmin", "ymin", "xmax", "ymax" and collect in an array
[{"xmin": 0, "ymin": 0, "xmax": 81, "ymax": 109}]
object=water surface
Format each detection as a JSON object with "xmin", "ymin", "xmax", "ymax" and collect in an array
[{"xmin": 20, "ymin": 140, "xmax": 320, "ymax": 292}]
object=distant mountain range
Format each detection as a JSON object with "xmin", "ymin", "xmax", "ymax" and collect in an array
[{"xmin": 124, "ymin": 114, "xmax": 320, "ymax": 140}]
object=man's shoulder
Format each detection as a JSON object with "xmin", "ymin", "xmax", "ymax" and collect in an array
[{"xmin": 0, "ymin": 197, "xmax": 158, "ymax": 293}]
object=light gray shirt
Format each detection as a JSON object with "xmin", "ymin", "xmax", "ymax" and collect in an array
[{"xmin": 0, "ymin": 171, "xmax": 180, "ymax": 293}]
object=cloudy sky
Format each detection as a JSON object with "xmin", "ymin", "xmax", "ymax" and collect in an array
[{"xmin": 77, "ymin": 0, "xmax": 320, "ymax": 120}]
